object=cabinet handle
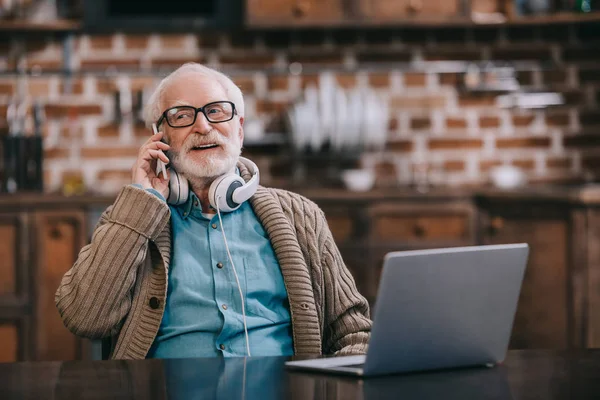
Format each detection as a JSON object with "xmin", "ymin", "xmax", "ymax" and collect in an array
[
  {"xmin": 292, "ymin": 0, "xmax": 311, "ymax": 18},
  {"xmin": 49, "ymin": 225, "xmax": 62, "ymax": 239},
  {"xmin": 407, "ymin": 0, "xmax": 423, "ymax": 13},
  {"xmin": 488, "ymin": 217, "xmax": 504, "ymax": 236},
  {"xmin": 413, "ymin": 223, "xmax": 426, "ymax": 238}
]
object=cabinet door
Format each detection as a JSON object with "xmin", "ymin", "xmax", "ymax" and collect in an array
[
  {"xmin": 33, "ymin": 211, "xmax": 87, "ymax": 361},
  {"xmin": 480, "ymin": 209, "xmax": 569, "ymax": 349},
  {"xmin": 246, "ymin": 0, "xmax": 344, "ymax": 27},
  {"xmin": 0, "ymin": 213, "xmax": 31, "ymax": 361}
]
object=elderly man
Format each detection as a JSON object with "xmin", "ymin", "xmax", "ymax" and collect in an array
[{"xmin": 55, "ymin": 63, "xmax": 371, "ymax": 359}]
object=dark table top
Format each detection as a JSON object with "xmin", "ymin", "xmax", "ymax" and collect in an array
[{"xmin": 2, "ymin": 349, "xmax": 600, "ymax": 400}]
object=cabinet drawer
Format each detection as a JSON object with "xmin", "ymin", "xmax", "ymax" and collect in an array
[{"xmin": 370, "ymin": 203, "xmax": 474, "ymax": 243}]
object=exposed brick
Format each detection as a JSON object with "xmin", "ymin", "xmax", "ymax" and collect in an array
[
  {"xmin": 97, "ymin": 169, "xmax": 131, "ymax": 181},
  {"xmin": 546, "ymin": 112, "xmax": 570, "ymax": 127},
  {"xmin": 80, "ymin": 58, "xmax": 141, "ymax": 69},
  {"xmin": 512, "ymin": 114, "xmax": 535, "ymax": 127},
  {"xmin": 26, "ymin": 59, "xmax": 62, "ymax": 71},
  {"xmin": 480, "ymin": 160, "xmax": 502, "ymax": 172},
  {"xmin": 480, "ymin": 116, "xmax": 500, "ymax": 128},
  {"xmin": 410, "ymin": 116, "xmax": 431, "ymax": 130},
  {"xmin": 422, "ymin": 48, "xmax": 481, "ymax": 61},
  {"xmin": 81, "ymin": 147, "xmax": 139, "ymax": 158},
  {"xmin": 564, "ymin": 133, "xmax": 600, "ymax": 148},
  {"xmin": 45, "ymin": 148, "xmax": 70, "ymax": 159},
  {"xmin": 512, "ymin": 159, "xmax": 535, "ymax": 170},
  {"xmin": 368, "ymin": 73, "xmax": 390, "ymax": 88},
  {"xmin": 388, "ymin": 118, "xmax": 398, "ymax": 131},
  {"xmin": 151, "ymin": 57, "xmax": 204, "ymax": 68},
  {"xmin": 336, "ymin": 74, "xmax": 356, "ymax": 88},
  {"xmin": 96, "ymin": 80, "xmax": 117, "ymax": 94},
  {"xmin": 496, "ymin": 137, "xmax": 551, "ymax": 149},
  {"xmin": 391, "ymin": 95, "xmax": 447, "ymax": 109},
  {"xmin": 255, "ymin": 100, "xmax": 289, "ymax": 114},
  {"xmin": 563, "ymin": 45, "xmax": 600, "ymax": 63},
  {"xmin": 388, "ymin": 140, "xmax": 413, "ymax": 152},
  {"xmin": 561, "ymin": 90, "xmax": 585, "ymax": 106},
  {"xmin": 439, "ymin": 73, "xmax": 460, "ymax": 86},
  {"xmin": 234, "ymin": 76, "xmax": 255, "ymax": 95},
  {"xmin": 89, "ymin": 35, "xmax": 114, "ymax": 50},
  {"xmin": 0, "ymin": 81, "xmax": 14, "ymax": 95},
  {"xmin": 579, "ymin": 111, "xmax": 600, "ymax": 126},
  {"xmin": 59, "ymin": 79, "xmax": 84, "ymax": 95},
  {"xmin": 268, "ymin": 76, "xmax": 289, "ymax": 91},
  {"xmin": 443, "ymin": 160, "xmax": 465, "ymax": 172},
  {"xmin": 490, "ymin": 47, "xmax": 552, "ymax": 61},
  {"xmin": 197, "ymin": 33, "xmax": 222, "ymax": 49},
  {"xmin": 404, "ymin": 73, "xmax": 426, "ymax": 87},
  {"xmin": 516, "ymin": 70, "xmax": 534, "ymax": 86},
  {"xmin": 26, "ymin": 79, "xmax": 50, "ymax": 97},
  {"xmin": 543, "ymin": 69, "xmax": 568, "ymax": 86},
  {"xmin": 97, "ymin": 124, "xmax": 120, "ymax": 138},
  {"xmin": 130, "ymin": 77, "xmax": 155, "ymax": 91},
  {"xmin": 133, "ymin": 121, "xmax": 150, "ymax": 137},
  {"xmin": 458, "ymin": 93, "xmax": 496, "ymax": 107},
  {"xmin": 45, "ymin": 104, "xmax": 103, "ymax": 118},
  {"xmin": 374, "ymin": 160, "xmax": 397, "ymax": 183},
  {"xmin": 124, "ymin": 35, "xmax": 149, "ymax": 50},
  {"xmin": 583, "ymin": 155, "xmax": 600, "ymax": 170},
  {"xmin": 547, "ymin": 157, "xmax": 571, "ymax": 169},
  {"xmin": 355, "ymin": 50, "xmax": 411, "ymax": 64},
  {"xmin": 220, "ymin": 53, "xmax": 276, "ymax": 68},
  {"xmin": 446, "ymin": 117, "xmax": 467, "ymax": 129},
  {"xmin": 288, "ymin": 51, "xmax": 343, "ymax": 65},
  {"xmin": 428, "ymin": 139, "xmax": 483, "ymax": 150},
  {"xmin": 160, "ymin": 34, "xmax": 190, "ymax": 50}
]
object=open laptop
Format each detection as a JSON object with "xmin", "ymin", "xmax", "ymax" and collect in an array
[{"xmin": 285, "ymin": 243, "xmax": 529, "ymax": 377}]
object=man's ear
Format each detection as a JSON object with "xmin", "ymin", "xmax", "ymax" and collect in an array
[{"xmin": 238, "ymin": 116, "xmax": 244, "ymax": 142}]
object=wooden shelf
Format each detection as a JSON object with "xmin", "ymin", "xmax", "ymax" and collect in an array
[{"xmin": 0, "ymin": 19, "xmax": 81, "ymax": 33}]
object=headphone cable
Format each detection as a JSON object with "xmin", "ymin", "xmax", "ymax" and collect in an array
[{"xmin": 216, "ymin": 196, "xmax": 252, "ymax": 357}]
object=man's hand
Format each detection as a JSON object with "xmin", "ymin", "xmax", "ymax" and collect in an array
[{"xmin": 131, "ymin": 130, "xmax": 171, "ymax": 199}]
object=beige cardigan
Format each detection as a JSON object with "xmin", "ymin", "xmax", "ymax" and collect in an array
[{"xmin": 55, "ymin": 159, "xmax": 371, "ymax": 359}]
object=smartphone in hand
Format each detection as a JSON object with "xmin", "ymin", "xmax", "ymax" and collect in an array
[{"xmin": 152, "ymin": 123, "xmax": 167, "ymax": 179}]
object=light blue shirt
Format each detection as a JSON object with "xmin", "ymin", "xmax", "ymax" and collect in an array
[{"xmin": 139, "ymin": 185, "xmax": 294, "ymax": 358}]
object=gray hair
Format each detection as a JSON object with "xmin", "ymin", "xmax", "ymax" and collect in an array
[{"xmin": 143, "ymin": 63, "xmax": 245, "ymax": 128}]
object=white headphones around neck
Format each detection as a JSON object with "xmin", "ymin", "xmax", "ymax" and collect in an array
[{"xmin": 166, "ymin": 157, "xmax": 260, "ymax": 212}]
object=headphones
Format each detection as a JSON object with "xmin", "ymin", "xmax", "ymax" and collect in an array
[{"xmin": 166, "ymin": 156, "xmax": 260, "ymax": 212}]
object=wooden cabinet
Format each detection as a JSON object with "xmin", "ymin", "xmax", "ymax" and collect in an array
[
  {"xmin": 478, "ymin": 201, "xmax": 570, "ymax": 349},
  {"xmin": 0, "ymin": 196, "xmax": 104, "ymax": 362},
  {"xmin": 246, "ymin": 0, "xmax": 464, "ymax": 27}
]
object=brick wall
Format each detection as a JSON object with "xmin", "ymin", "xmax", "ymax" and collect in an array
[{"xmin": 1, "ymin": 22, "xmax": 600, "ymax": 194}]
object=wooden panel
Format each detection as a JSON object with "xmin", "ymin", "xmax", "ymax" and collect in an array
[
  {"xmin": 34, "ymin": 211, "xmax": 86, "ymax": 361},
  {"xmin": 246, "ymin": 0, "xmax": 344, "ymax": 26},
  {"xmin": 0, "ymin": 213, "xmax": 27, "ymax": 298},
  {"xmin": 325, "ymin": 214, "xmax": 353, "ymax": 244},
  {"xmin": 373, "ymin": 214, "xmax": 470, "ymax": 242},
  {"xmin": 367, "ymin": 0, "xmax": 461, "ymax": 20},
  {"xmin": 0, "ymin": 322, "xmax": 18, "ymax": 362},
  {"xmin": 482, "ymin": 214, "xmax": 568, "ymax": 349},
  {"xmin": 585, "ymin": 209, "xmax": 600, "ymax": 347}
]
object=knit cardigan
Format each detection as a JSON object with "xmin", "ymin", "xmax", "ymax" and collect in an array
[{"xmin": 55, "ymin": 159, "xmax": 372, "ymax": 359}]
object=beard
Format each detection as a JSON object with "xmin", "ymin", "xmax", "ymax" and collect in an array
[{"xmin": 167, "ymin": 130, "xmax": 241, "ymax": 180}]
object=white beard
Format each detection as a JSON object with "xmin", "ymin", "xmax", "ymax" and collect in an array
[{"xmin": 169, "ymin": 132, "xmax": 241, "ymax": 179}]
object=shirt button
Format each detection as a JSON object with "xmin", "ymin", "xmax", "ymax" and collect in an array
[
  {"xmin": 211, "ymin": 223, "xmax": 217, "ymax": 229},
  {"xmin": 222, "ymin": 304, "xmax": 228, "ymax": 310},
  {"xmin": 219, "ymin": 344, "xmax": 226, "ymax": 350},
  {"xmin": 217, "ymin": 262, "xmax": 223, "ymax": 269},
  {"xmin": 149, "ymin": 297, "xmax": 160, "ymax": 309},
  {"xmin": 194, "ymin": 200, "xmax": 198, "ymax": 207},
  {"xmin": 183, "ymin": 212, "xmax": 187, "ymax": 217}
]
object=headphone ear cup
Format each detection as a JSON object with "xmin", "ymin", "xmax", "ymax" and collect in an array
[
  {"xmin": 209, "ymin": 174, "xmax": 245, "ymax": 212},
  {"xmin": 166, "ymin": 169, "xmax": 189, "ymax": 205}
]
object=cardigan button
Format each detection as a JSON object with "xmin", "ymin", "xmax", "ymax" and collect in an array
[
  {"xmin": 149, "ymin": 297, "xmax": 160, "ymax": 309},
  {"xmin": 300, "ymin": 302, "xmax": 310, "ymax": 310}
]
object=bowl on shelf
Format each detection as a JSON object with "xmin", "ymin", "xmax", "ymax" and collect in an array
[{"xmin": 341, "ymin": 169, "xmax": 375, "ymax": 192}]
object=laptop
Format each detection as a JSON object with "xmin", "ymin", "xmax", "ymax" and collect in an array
[{"xmin": 285, "ymin": 243, "xmax": 529, "ymax": 377}]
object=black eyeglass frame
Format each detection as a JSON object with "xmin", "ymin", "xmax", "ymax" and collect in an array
[{"xmin": 156, "ymin": 101, "xmax": 237, "ymax": 128}]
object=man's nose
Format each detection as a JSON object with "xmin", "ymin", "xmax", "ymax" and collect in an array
[{"xmin": 193, "ymin": 111, "xmax": 212, "ymax": 134}]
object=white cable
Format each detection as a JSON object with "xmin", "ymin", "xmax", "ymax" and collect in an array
[{"xmin": 216, "ymin": 196, "xmax": 251, "ymax": 357}]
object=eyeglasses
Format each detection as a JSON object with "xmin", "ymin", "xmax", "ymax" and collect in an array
[{"xmin": 157, "ymin": 101, "xmax": 237, "ymax": 128}]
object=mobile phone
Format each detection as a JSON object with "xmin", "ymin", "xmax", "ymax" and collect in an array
[{"xmin": 152, "ymin": 123, "xmax": 167, "ymax": 179}]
